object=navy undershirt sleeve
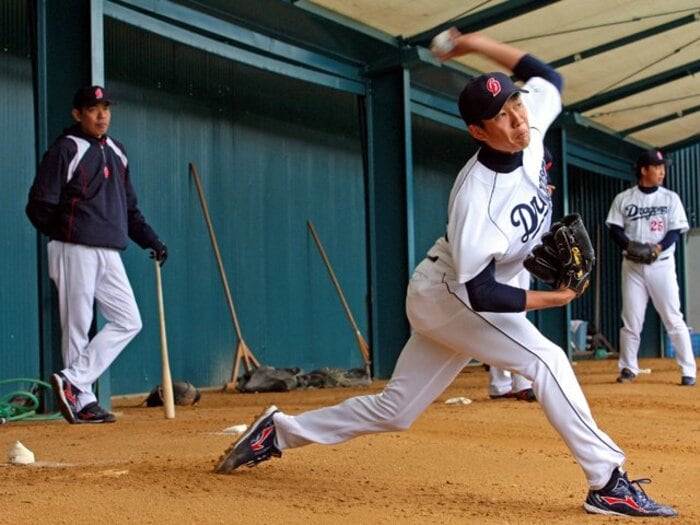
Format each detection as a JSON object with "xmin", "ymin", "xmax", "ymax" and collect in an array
[
  {"xmin": 465, "ymin": 259, "xmax": 527, "ymax": 313},
  {"xmin": 609, "ymin": 224, "xmax": 629, "ymax": 249},
  {"xmin": 659, "ymin": 229, "xmax": 680, "ymax": 251},
  {"xmin": 609, "ymin": 224, "xmax": 680, "ymax": 251},
  {"xmin": 513, "ymin": 54, "xmax": 563, "ymax": 92}
]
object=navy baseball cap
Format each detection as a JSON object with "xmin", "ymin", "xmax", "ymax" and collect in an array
[
  {"xmin": 72, "ymin": 85, "xmax": 113, "ymax": 109},
  {"xmin": 458, "ymin": 72, "xmax": 527, "ymax": 126},
  {"xmin": 636, "ymin": 149, "xmax": 672, "ymax": 170}
]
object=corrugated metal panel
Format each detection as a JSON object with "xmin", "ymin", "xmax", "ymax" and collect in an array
[
  {"xmin": 104, "ymin": 20, "xmax": 367, "ymax": 394},
  {"xmin": 568, "ymin": 167, "xmax": 628, "ymax": 353},
  {"xmin": 0, "ymin": 0, "xmax": 40, "ymax": 380},
  {"xmin": 668, "ymin": 144, "xmax": 700, "ymax": 228},
  {"xmin": 0, "ymin": 0, "xmax": 31, "ymax": 57}
]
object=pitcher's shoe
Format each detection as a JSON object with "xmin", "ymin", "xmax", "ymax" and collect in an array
[
  {"xmin": 680, "ymin": 376, "xmax": 696, "ymax": 386},
  {"xmin": 50, "ymin": 373, "xmax": 78, "ymax": 424},
  {"xmin": 616, "ymin": 368, "xmax": 636, "ymax": 383},
  {"xmin": 215, "ymin": 405, "xmax": 281, "ymax": 473},
  {"xmin": 583, "ymin": 468, "xmax": 678, "ymax": 517}
]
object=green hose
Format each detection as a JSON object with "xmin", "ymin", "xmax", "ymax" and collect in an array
[{"xmin": 0, "ymin": 378, "xmax": 62, "ymax": 423}]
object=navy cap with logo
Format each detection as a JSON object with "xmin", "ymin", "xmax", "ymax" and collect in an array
[
  {"xmin": 458, "ymin": 72, "xmax": 528, "ymax": 126},
  {"xmin": 636, "ymin": 149, "xmax": 672, "ymax": 171},
  {"xmin": 72, "ymin": 85, "xmax": 113, "ymax": 109}
]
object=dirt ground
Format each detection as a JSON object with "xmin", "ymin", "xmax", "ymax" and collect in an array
[{"xmin": 1, "ymin": 357, "xmax": 698, "ymax": 525}]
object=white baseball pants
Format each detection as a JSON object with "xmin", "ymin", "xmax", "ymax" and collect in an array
[
  {"xmin": 619, "ymin": 257, "xmax": 697, "ymax": 378},
  {"xmin": 274, "ymin": 259, "xmax": 625, "ymax": 489},
  {"xmin": 48, "ymin": 241, "xmax": 142, "ymax": 411}
]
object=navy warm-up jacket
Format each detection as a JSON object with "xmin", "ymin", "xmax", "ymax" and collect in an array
[{"xmin": 26, "ymin": 125, "xmax": 158, "ymax": 251}]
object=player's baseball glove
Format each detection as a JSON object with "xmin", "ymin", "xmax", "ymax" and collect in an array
[
  {"xmin": 524, "ymin": 213, "xmax": 595, "ymax": 296},
  {"xmin": 624, "ymin": 241, "xmax": 660, "ymax": 264}
]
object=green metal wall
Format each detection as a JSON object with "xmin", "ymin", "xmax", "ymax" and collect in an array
[
  {"xmin": 104, "ymin": 20, "xmax": 368, "ymax": 394},
  {"xmin": 0, "ymin": 0, "xmax": 40, "ymax": 380}
]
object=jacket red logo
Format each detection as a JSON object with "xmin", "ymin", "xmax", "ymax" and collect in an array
[{"xmin": 486, "ymin": 77, "xmax": 501, "ymax": 97}]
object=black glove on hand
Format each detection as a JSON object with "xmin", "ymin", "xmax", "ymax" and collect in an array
[
  {"xmin": 524, "ymin": 213, "xmax": 595, "ymax": 296},
  {"xmin": 624, "ymin": 241, "xmax": 659, "ymax": 264},
  {"xmin": 149, "ymin": 240, "xmax": 168, "ymax": 267}
]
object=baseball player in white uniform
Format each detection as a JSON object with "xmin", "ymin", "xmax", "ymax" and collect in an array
[
  {"xmin": 215, "ymin": 32, "xmax": 677, "ymax": 517},
  {"xmin": 606, "ymin": 150, "xmax": 697, "ymax": 386}
]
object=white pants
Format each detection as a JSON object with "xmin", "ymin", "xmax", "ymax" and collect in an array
[
  {"xmin": 619, "ymin": 257, "xmax": 697, "ymax": 378},
  {"xmin": 274, "ymin": 259, "xmax": 625, "ymax": 489},
  {"xmin": 48, "ymin": 241, "xmax": 142, "ymax": 410}
]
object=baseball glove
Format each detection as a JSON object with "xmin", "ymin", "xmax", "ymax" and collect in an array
[
  {"xmin": 624, "ymin": 241, "xmax": 659, "ymax": 264},
  {"xmin": 524, "ymin": 213, "xmax": 595, "ymax": 296},
  {"xmin": 145, "ymin": 380, "xmax": 201, "ymax": 407}
]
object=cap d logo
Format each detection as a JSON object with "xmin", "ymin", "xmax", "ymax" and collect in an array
[
  {"xmin": 95, "ymin": 88, "xmax": 103, "ymax": 99},
  {"xmin": 486, "ymin": 77, "xmax": 502, "ymax": 97},
  {"xmin": 656, "ymin": 151, "xmax": 663, "ymax": 160}
]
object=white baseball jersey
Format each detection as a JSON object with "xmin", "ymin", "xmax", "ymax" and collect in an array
[
  {"xmin": 606, "ymin": 186, "xmax": 689, "ymax": 255},
  {"xmin": 427, "ymin": 76, "xmax": 559, "ymax": 291}
]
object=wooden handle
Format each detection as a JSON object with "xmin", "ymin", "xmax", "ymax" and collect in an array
[
  {"xmin": 189, "ymin": 162, "xmax": 244, "ymax": 340},
  {"xmin": 308, "ymin": 219, "xmax": 371, "ymax": 368}
]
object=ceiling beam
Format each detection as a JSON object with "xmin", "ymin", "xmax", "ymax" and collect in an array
[
  {"xmin": 568, "ymin": 59, "xmax": 700, "ymax": 113},
  {"xmin": 621, "ymin": 104, "xmax": 700, "ymax": 136},
  {"xmin": 405, "ymin": 0, "xmax": 559, "ymax": 47},
  {"xmin": 551, "ymin": 12, "xmax": 700, "ymax": 69}
]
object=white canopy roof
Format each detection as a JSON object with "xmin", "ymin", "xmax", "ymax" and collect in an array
[{"xmin": 304, "ymin": 0, "xmax": 700, "ymax": 149}]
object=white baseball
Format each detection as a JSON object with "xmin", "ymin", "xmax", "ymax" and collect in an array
[
  {"xmin": 430, "ymin": 31, "xmax": 455, "ymax": 55},
  {"xmin": 445, "ymin": 396, "xmax": 472, "ymax": 405},
  {"xmin": 223, "ymin": 423, "xmax": 248, "ymax": 435}
]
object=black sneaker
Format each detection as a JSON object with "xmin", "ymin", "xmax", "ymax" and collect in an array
[
  {"xmin": 489, "ymin": 389, "xmax": 536, "ymax": 402},
  {"xmin": 50, "ymin": 373, "xmax": 78, "ymax": 424},
  {"xmin": 515, "ymin": 388, "xmax": 537, "ymax": 402},
  {"xmin": 489, "ymin": 392, "xmax": 515, "ymax": 400},
  {"xmin": 215, "ymin": 405, "xmax": 281, "ymax": 473},
  {"xmin": 681, "ymin": 376, "xmax": 696, "ymax": 386},
  {"xmin": 584, "ymin": 468, "xmax": 677, "ymax": 517},
  {"xmin": 75, "ymin": 402, "xmax": 116, "ymax": 423},
  {"xmin": 616, "ymin": 368, "xmax": 636, "ymax": 383}
]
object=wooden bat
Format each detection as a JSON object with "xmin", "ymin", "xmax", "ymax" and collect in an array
[
  {"xmin": 189, "ymin": 162, "xmax": 260, "ymax": 390},
  {"xmin": 307, "ymin": 219, "xmax": 371, "ymax": 374},
  {"xmin": 155, "ymin": 259, "xmax": 175, "ymax": 419}
]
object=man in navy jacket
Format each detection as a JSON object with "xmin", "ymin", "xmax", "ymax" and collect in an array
[{"xmin": 26, "ymin": 85, "xmax": 167, "ymax": 423}]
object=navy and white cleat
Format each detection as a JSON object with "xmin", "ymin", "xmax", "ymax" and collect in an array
[
  {"xmin": 584, "ymin": 468, "xmax": 677, "ymax": 517},
  {"xmin": 215, "ymin": 405, "xmax": 281, "ymax": 473}
]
